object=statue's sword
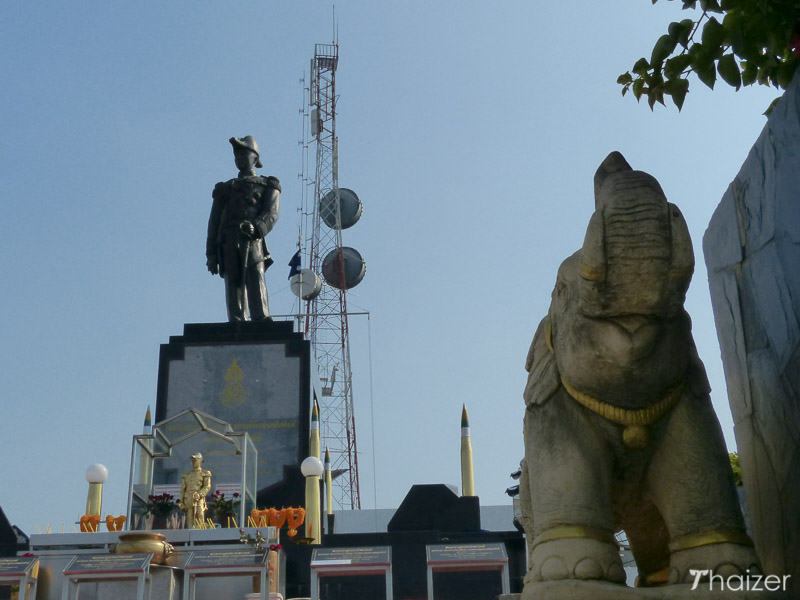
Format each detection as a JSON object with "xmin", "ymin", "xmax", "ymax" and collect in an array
[
  {"xmin": 193, "ymin": 495, "xmax": 203, "ymax": 527},
  {"xmin": 242, "ymin": 239, "xmax": 251, "ymax": 289},
  {"xmin": 240, "ymin": 225, "xmax": 252, "ymax": 316}
]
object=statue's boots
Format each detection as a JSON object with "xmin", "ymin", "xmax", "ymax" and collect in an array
[{"xmin": 526, "ymin": 535, "xmax": 627, "ymax": 584}]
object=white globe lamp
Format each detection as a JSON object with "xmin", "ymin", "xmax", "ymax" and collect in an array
[
  {"xmin": 301, "ymin": 456, "xmax": 324, "ymax": 478},
  {"xmin": 85, "ymin": 463, "xmax": 109, "ymax": 516}
]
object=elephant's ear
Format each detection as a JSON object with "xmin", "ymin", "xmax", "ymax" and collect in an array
[
  {"xmin": 687, "ymin": 326, "xmax": 712, "ymax": 398},
  {"xmin": 524, "ymin": 316, "xmax": 561, "ymax": 407},
  {"xmin": 667, "ymin": 202, "xmax": 694, "ymax": 309}
]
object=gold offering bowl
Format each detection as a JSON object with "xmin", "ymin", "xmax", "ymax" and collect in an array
[
  {"xmin": 113, "ymin": 532, "xmax": 175, "ymax": 565},
  {"xmin": 290, "ymin": 536, "xmax": 315, "ymax": 545}
]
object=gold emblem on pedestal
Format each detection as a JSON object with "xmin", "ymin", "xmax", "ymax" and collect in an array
[{"xmin": 221, "ymin": 358, "xmax": 246, "ymax": 407}]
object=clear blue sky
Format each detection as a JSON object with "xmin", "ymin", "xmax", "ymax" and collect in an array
[{"xmin": 1, "ymin": 2, "xmax": 780, "ymax": 534}]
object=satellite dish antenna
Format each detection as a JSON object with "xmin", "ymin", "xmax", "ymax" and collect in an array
[
  {"xmin": 290, "ymin": 268, "xmax": 322, "ymax": 300},
  {"xmin": 321, "ymin": 247, "xmax": 366, "ymax": 290},
  {"xmin": 320, "ymin": 188, "xmax": 362, "ymax": 230}
]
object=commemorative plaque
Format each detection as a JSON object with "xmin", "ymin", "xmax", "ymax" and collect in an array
[
  {"xmin": 426, "ymin": 543, "xmax": 509, "ymax": 600},
  {"xmin": 0, "ymin": 557, "xmax": 39, "ymax": 576},
  {"xmin": 183, "ymin": 550, "xmax": 270, "ymax": 600},
  {"xmin": 66, "ymin": 554, "xmax": 153, "ymax": 573},
  {"xmin": 0, "ymin": 556, "xmax": 39, "ymax": 600},
  {"xmin": 62, "ymin": 553, "xmax": 152, "ymax": 600},
  {"xmin": 310, "ymin": 546, "xmax": 392, "ymax": 600},
  {"xmin": 185, "ymin": 549, "xmax": 266, "ymax": 569}
]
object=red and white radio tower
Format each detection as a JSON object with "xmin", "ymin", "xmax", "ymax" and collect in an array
[{"xmin": 295, "ymin": 41, "xmax": 365, "ymax": 510}]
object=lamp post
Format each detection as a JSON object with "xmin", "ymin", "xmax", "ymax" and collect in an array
[
  {"xmin": 85, "ymin": 464, "xmax": 109, "ymax": 516},
  {"xmin": 301, "ymin": 456, "xmax": 324, "ymax": 544}
]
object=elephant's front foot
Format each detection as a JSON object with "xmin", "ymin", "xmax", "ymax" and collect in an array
[
  {"xmin": 526, "ymin": 528, "xmax": 627, "ymax": 584},
  {"xmin": 668, "ymin": 532, "xmax": 761, "ymax": 584}
]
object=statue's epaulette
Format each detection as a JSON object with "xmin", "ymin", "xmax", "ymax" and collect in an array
[
  {"xmin": 212, "ymin": 179, "xmax": 233, "ymax": 199},
  {"xmin": 264, "ymin": 175, "xmax": 281, "ymax": 192}
]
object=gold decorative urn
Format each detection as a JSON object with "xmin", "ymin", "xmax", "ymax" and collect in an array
[{"xmin": 113, "ymin": 532, "xmax": 175, "ymax": 565}]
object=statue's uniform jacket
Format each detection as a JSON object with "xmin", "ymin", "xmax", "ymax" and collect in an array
[
  {"xmin": 180, "ymin": 468, "xmax": 212, "ymax": 518},
  {"xmin": 206, "ymin": 174, "xmax": 281, "ymax": 275},
  {"xmin": 206, "ymin": 174, "xmax": 280, "ymax": 321}
]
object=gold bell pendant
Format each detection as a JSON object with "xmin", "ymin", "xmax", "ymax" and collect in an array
[{"xmin": 623, "ymin": 425, "xmax": 649, "ymax": 449}]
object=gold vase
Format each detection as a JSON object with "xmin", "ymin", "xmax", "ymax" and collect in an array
[{"xmin": 113, "ymin": 532, "xmax": 175, "ymax": 565}]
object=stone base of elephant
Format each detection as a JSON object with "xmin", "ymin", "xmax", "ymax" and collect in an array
[{"xmin": 520, "ymin": 580, "xmax": 787, "ymax": 599}]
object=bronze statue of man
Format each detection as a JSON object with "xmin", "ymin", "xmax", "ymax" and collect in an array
[
  {"xmin": 178, "ymin": 452, "xmax": 212, "ymax": 528},
  {"xmin": 206, "ymin": 136, "xmax": 280, "ymax": 321}
]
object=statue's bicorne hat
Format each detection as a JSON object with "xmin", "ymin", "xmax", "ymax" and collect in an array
[{"xmin": 229, "ymin": 136, "xmax": 263, "ymax": 168}]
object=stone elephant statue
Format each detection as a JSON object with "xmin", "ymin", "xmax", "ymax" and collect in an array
[{"xmin": 520, "ymin": 152, "xmax": 760, "ymax": 590}]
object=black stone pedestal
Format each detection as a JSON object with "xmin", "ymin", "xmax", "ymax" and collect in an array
[{"xmin": 155, "ymin": 321, "xmax": 311, "ymax": 508}]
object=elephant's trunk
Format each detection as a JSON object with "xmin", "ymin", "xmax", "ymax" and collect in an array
[{"xmin": 578, "ymin": 152, "xmax": 694, "ymax": 318}]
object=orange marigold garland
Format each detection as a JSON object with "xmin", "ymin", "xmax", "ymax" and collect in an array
[
  {"xmin": 250, "ymin": 509, "xmax": 270, "ymax": 527},
  {"xmin": 79, "ymin": 515, "xmax": 101, "ymax": 532},
  {"xmin": 285, "ymin": 507, "xmax": 306, "ymax": 537},
  {"xmin": 269, "ymin": 507, "xmax": 288, "ymax": 529},
  {"xmin": 105, "ymin": 515, "xmax": 126, "ymax": 531},
  {"xmin": 248, "ymin": 506, "xmax": 306, "ymax": 537}
]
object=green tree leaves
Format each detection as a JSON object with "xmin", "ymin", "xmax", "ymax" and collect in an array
[
  {"xmin": 633, "ymin": 57, "xmax": 651, "ymax": 75},
  {"xmin": 652, "ymin": 34, "xmax": 679, "ymax": 63},
  {"xmin": 729, "ymin": 452, "xmax": 743, "ymax": 486},
  {"xmin": 664, "ymin": 76, "xmax": 691, "ymax": 108},
  {"xmin": 701, "ymin": 16, "xmax": 726, "ymax": 47},
  {"xmin": 618, "ymin": 0, "xmax": 800, "ymax": 110},
  {"xmin": 718, "ymin": 53, "xmax": 742, "ymax": 87}
]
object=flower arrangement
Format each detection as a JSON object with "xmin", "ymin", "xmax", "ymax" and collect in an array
[
  {"xmin": 145, "ymin": 493, "xmax": 178, "ymax": 517},
  {"xmin": 211, "ymin": 490, "xmax": 241, "ymax": 523}
]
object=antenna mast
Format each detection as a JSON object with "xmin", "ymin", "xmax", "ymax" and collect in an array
[{"xmin": 301, "ymin": 40, "xmax": 364, "ymax": 510}]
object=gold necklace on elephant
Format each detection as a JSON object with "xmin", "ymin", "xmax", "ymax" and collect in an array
[{"xmin": 560, "ymin": 378, "xmax": 685, "ymax": 449}]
